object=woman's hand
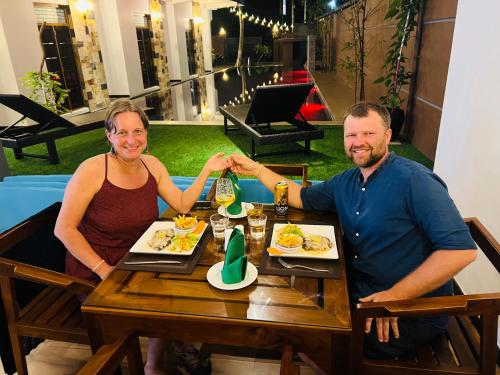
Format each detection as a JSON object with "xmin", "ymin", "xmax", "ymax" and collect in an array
[{"xmin": 203, "ymin": 152, "xmax": 230, "ymax": 174}]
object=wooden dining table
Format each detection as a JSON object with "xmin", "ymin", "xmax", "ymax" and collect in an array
[{"xmin": 82, "ymin": 204, "xmax": 352, "ymax": 374}]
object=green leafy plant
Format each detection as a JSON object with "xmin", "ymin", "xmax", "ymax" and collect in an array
[
  {"xmin": 339, "ymin": 0, "xmax": 382, "ymax": 101},
  {"xmin": 375, "ymin": 0, "xmax": 421, "ymax": 108},
  {"xmin": 254, "ymin": 44, "xmax": 272, "ymax": 63},
  {"xmin": 21, "ymin": 71, "xmax": 70, "ymax": 114}
]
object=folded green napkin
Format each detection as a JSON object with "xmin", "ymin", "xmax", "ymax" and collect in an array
[
  {"xmin": 226, "ymin": 171, "xmax": 243, "ymax": 215},
  {"xmin": 221, "ymin": 228, "xmax": 247, "ymax": 284}
]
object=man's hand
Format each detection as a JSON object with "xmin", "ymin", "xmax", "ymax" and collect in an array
[
  {"xmin": 359, "ymin": 290, "xmax": 400, "ymax": 343},
  {"xmin": 228, "ymin": 153, "xmax": 261, "ymax": 177}
]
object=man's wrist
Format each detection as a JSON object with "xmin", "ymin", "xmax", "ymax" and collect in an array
[{"xmin": 255, "ymin": 163, "xmax": 264, "ymax": 179}]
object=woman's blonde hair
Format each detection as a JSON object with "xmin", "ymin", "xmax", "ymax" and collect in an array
[{"xmin": 104, "ymin": 99, "xmax": 149, "ymax": 133}]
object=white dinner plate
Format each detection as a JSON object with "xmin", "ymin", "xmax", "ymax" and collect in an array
[
  {"xmin": 217, "ymin": 202, "xmax": 254, "ymax": 218},
  {"xmin": 129, "ymin": 220, "xmax": 206, "ymax": 256},
  {"xmin": 206, "ymin": 261, "xmax": 258, "ymax": 290},
  {"xmin": 268, "ymin": 223, "xmax": 339, "ymax": 260}
]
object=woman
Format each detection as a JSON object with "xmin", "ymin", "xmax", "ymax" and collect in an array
[{"xmin": 55, "ymin": 99, "xmax": 227, "ymax": 374}]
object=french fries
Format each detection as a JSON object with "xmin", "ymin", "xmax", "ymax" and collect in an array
[
  {"xmin": 277, "ymin": 233, "xmax": 303, "ymax": 248},
  {"xmin": 173, "ymin": 214, "xmax": 198, "ymax": 229}
]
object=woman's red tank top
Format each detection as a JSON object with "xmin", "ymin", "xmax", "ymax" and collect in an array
[{"xmin": 66, "ymin": 154, "xmax": 158, "ymax": 280}]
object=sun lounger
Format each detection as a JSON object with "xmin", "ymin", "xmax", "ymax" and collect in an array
[
  {"xmin": 0, "ymin": 94, "xmax": 107, "ymax": 164},
  {"xmin": 218, "ymin": 82, "xmax": 325, "ymax": 159}
]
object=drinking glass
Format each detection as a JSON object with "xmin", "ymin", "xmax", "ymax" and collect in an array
[
  {"xmin": 215, "ymin": 178, "xmax": 235, "ymax": 218},
  {"xmin": 247, "ymin": 213, "xmax": 267, "ymax": 240},
  {"xmin": 210, "ymin": 213, "xmax": 229, "ymax": 245},
  {"xmin": 247, "ymin": 202, "xmax": 263, "ymax": 216}
]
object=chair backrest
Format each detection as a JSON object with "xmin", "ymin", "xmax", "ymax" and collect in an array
[
  {"xmin": 244, "ymin": 83, "xmax": 314, "ymax": 124},
  {"xmin": 205, "ymin": 164, "xmax": 310, "ymax": 202},
  {"xmin": 350, "ymin": 217, "xmax": 500, "ymax": 375},
  {"xmin": 0, "ymin": 94, "xmax": 74, "ymax": 130}
]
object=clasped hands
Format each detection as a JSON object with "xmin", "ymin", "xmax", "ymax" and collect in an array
[
  {"xmin": 359, "ymin": 289, "xmax": 400, "ymax": 343},
  {"xmin": 204, "ymin": 152, "xmax": 259, "ymax": 175}
]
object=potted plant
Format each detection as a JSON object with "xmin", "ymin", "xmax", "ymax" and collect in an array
[
  {"xmin": 339, "ymin": 0, "xmax": 382, "ymax": 101},
  {"xmin": 21, "ymin": 71, "xmax": 70, "ymax": 114},
  {"xmin": 375, "ymin": 0, "xmax": 421, "ymax": 141},
  {"xmin": 254, "ymin": 43, "xmax": 272, "ymax": 63}
]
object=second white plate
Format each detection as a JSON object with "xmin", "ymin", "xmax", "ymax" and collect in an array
[
  {"xmin": 269, "ymin": 223, "xmax": 339, "ymax": 260},
  {"xmin": 217, "ymin": 202, "xmax": 254, "ymax": 218}
]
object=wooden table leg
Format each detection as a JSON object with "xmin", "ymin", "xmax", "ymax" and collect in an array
[
  {"xmin": 280, "ymin": 345, "xmax": 300, "ymax": 375},
  {"xmin": 83, "ymin": 312, "xmax": 106, "ymax": 354}
]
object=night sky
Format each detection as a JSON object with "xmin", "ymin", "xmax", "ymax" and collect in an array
[{"xmin": 211, "ymin": 0, "xmax": 303, "ymax": 38}]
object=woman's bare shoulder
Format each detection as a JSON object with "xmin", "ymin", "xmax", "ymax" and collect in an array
[
  {"xmin": 141, "ymin": 154, "xmax": 169, "ymax": 183},
  {"xmin": 142, "ymin": 154, "xmax": 167, "ymax": 172},
  {"xmin": 72, "ymin": 154, "xmax": 106, "ymax": 184}
]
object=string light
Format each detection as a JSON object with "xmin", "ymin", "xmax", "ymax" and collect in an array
[
  {"xmin": 221, "ymin": 74, "xmax": 286, "ymax": 107},
  {"xmin": 228, "ymin": 10, "xmax": 291, "ymax": 34}
]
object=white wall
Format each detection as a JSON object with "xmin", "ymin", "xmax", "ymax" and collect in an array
[
  {"xmin": 163, "ymin": 1, "xmax": 181, "ymax": 81},
  {"xmin": 201, "ymin": 6, "xmax": 213, "ymax": 72},
  {"xmin": 434, "ymin": 0, "xmax": 500, "ymax": 342},
  {"xmin": 95, "ymin": 0, "xmax": 130, "ymax": 95},
  {"xmin": 174, "ymin": 2, "xmax": 192, "ymax": 81},
  {"xmin": 0, "ymin": 0, "xmax": 43, "ymax": 124},
  {"xmin": 96, "ymin": 0, "xmax": 149, "ymax": 97}
]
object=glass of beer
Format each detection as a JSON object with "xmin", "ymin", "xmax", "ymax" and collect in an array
[
  {"xmin": 247, "ymin": 213, "xmax": 267, "ymax": 240},
  {"xmin": 215, "ymin": 178, "xmax": 235, "ymax": 218},
  {"xmin": 247, "ymin": 202, "xmax": 263, "ymax": 216}
]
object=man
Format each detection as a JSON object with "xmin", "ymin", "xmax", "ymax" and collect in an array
[{"xmin": 229, "ymin": 102, "xmax": 477, "ymax": 359}]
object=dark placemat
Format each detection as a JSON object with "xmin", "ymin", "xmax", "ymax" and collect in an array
[
  {"xmin": 116, "ymin": 231, "xmax": 211, "ymax": 274},
  {"xmin": 259, "ymin": 249, "xmax": 340, "ymax": 279},
  {"xmin": 258, "ymin": 219, "xmax": 341, "ymax": 279}
]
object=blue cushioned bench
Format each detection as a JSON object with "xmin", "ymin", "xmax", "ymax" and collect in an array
[{"xmin": 0, "ymin": 175, "xmax": 319, "ymax": 233}]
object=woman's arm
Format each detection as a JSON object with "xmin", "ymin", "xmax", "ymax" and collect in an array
[
  {"xmin": 152, "ymin": 152, "xmax": 230, "ymax": 214},
  {"xmin": 54, "ymin": 157, "xmax": 113, "ymax": 280}
]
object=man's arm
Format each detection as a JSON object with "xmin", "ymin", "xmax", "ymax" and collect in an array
[
  {"xmin": 229, "ymin": 153, "xmax": 304, "ymax": 208},
  {"xmin": 383, "ymin": 249, "xmax": 477, "ymax": 300},
  {"xmin": 360, "ymin": 249, "xmax": 477, "ymax": 342}
]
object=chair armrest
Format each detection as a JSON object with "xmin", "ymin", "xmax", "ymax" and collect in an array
[
  {"xmin": 465, "ymin": 217, "xmax": 500, "ymax": 272},
  {"xmin": 0, "ymin": 257, "xmax": 96, "ymax": 295},
  {"xmin": 77, "ymin": 334, "xmax": 143, "ymax": 375},
  {"xmin": 354, "ymin": 293, "xmax": 500, "ymax": 320}
]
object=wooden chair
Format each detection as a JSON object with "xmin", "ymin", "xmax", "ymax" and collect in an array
[
  {"xmin": 0, "ymin": 203, "xmax": 97, "ymax": 375},
  {"xmin": 77, "ymin": 333, "xmax": 144, "ymax": 375},
  {"xmin": 350, "ymin": 217, "xmax": 500, "ymax": 375},
  {"xmin": 206, "ymin": 163, "xmax": 311, "ymax": 202}
]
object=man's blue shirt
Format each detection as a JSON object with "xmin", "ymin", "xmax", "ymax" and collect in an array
[{"xmin": 300, "ymin": 153, "xmax": 476, "ymax": 328}]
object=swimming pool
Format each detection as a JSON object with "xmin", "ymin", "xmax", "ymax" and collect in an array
[{"xmin": 143, "ymin": 65, "xmax": 333, "ymax": 122}]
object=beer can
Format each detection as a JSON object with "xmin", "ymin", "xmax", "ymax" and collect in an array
[{"xmin": 274, "ymin": 182, "xmax": 289, "ymax": 216}]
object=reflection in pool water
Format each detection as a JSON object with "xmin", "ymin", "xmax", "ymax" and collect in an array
[{"xmin": 144, "ymin": 65, "xmax": 333, "ymax": 122}]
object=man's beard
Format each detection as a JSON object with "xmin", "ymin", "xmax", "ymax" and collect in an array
[{"xmin": 347, "ymin": 146, "xmax": 386, "ymax": 168}]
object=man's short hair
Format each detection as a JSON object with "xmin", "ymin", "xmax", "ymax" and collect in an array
[
  {"xmin": 104, "ymin": 99, "xmax": 149, "ymax": 133},
  {"xmin": 343, "ymin": 102, "xmax": 391, "ymax": 130}
]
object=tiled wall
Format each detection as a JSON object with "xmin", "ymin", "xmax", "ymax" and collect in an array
[
  {"xmin": 68, "ymin": 0, "xmax": 109, "ymax": 112},
  {"xmin": 149, "ymin": 0, "xmax": 170, "ymax": 91},
  {"xmin": 318, "ymin": 0, "xmax": 457, "ymax": 160}
]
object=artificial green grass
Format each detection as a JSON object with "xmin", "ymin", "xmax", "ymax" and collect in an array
[{"xmin": 4, "ymin": 125, "xmax": 433, "ymax": 180}]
